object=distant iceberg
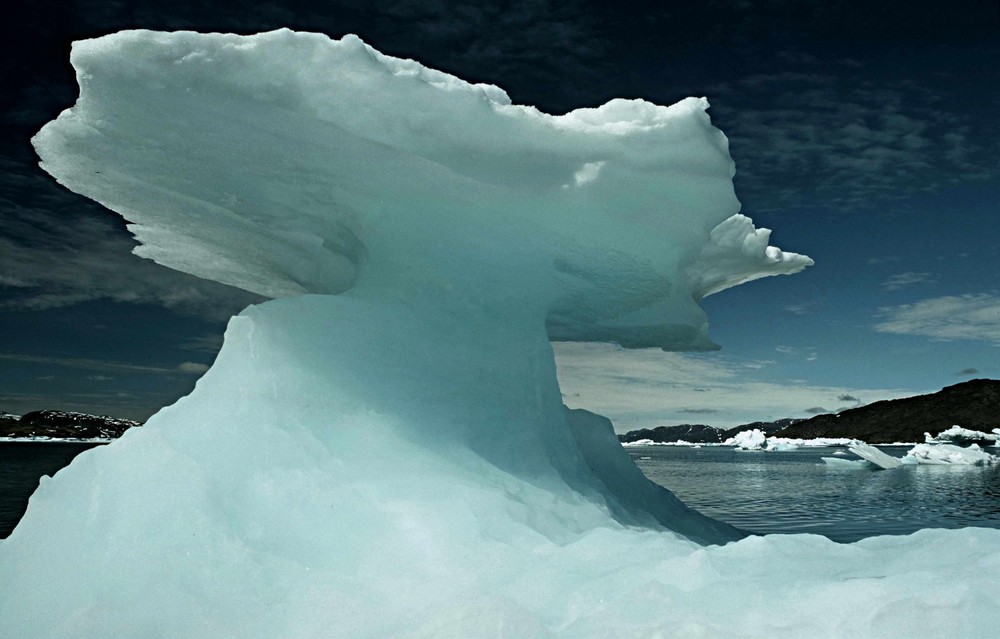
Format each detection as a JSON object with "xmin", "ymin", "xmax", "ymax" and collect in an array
[
  {"xmin": 3, "ymin": 29, "xmax": 999, "ymax": 638},
  {"xmin": 906, "ymin": 443, "xmax": 997, "ymax": 465},
  {"xmin": 724, "ymin": 428, "xmax": 855, "ymax": 450},
  {"xmin": 728, "ymin": 428, "xmax": 767, "ymax": 450},
  {"xmin": 926, "ymin": 425, "xmax": 1000, "ymax": 446}
]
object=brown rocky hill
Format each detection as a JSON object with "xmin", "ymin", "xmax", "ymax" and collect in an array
[{"xmin": 773, "ymin": 379, "xmax": 1000, "ymax": 444}]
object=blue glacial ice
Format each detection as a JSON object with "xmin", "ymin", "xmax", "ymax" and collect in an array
[{"xmin": 3, "ymin": 29, "xmax": 999, "ymax": 638}]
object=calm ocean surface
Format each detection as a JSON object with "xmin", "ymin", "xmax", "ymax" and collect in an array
[
  {"xmin": 0, "ymin": 442, "xmax": 103, "ymax": 538},
  {"xmin": 3, "ymin": 442, "xmax": 1000, "ymax": 541},
  {"xmin": 629, "ymin": 444, "xmax": 1000, "ymax": 541}
]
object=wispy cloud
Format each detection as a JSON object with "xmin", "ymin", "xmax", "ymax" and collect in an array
[
  {"xmin": 0, "ymin": 353, "xmax": 210, "ymax": 376},
  {"xmin": 775, "ymin": 345, "xmax": 818, "ymax": 361},
  {"xmin": 874, "ymin": 294, "xmax": 1000, "ymax": 344},
  {"xmin": 881, "ymin": 272, "xmax": 937, "ymax": 291},
  {"xmin": 178, "ymin": 333, "xmax": 226, "ymax": 353},
  {"xmin": 783, "ymin": 302, "xmax": 820, "ymax": 316},
  {"xmin": 362, "ymin": 0, "xmax": 611, "ymax": 107},
  {"xmin": 176, "ymin": 362, "xmax": 210, "ymax": 374},
  {"xmin": 554, "ymin": 342, "xmax": 912, "ymax": 431},
  {"xmin": 706, "ymin": 66, "xmax": 998, "ymax": 213}
]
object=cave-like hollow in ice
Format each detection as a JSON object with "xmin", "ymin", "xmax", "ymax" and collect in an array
[{"xmin": 3, "ymin": 30, "xmax": 999, "ymax": 638}]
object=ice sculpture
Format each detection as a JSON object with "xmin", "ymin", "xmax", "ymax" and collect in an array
[{"xmin": 4, "ymin": 30, "xmax": 999, "ymax": 638}]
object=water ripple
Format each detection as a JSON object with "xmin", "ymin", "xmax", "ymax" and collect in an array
[{"xmin": 630, "ymin": 445, "xmax": 1000, "ymax": 542}]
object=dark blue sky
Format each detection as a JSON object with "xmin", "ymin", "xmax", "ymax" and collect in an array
[{"xmin": 2, "ymin": 1, "xmax": 998, "ymax": 427}]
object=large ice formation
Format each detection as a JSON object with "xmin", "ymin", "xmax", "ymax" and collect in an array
[{"xmin": 3, "ymin": 30, "xmax": 999, "ymax": 637}]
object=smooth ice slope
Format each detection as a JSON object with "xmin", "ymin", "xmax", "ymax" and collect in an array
[{"xmin": 4, "ymin": 30, "xmax": 999, "ymax": 638}]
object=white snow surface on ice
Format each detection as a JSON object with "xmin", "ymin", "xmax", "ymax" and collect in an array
[{"xmin": 3, "ymin": 30, "xmax": 999, "ymax": 638}]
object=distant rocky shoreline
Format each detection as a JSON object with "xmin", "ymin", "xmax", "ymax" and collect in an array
[
  {"xmin": 619, "ymin": 379, "xmax": 1000, "ymax": 446},
  {"xmin": 5, "ymin": 379, "xmax": 998, "ymax": 445},
  {"xmin": 0, "ymin": 410, "xmax": 141, "ymax": 441},
  {"xmin": 619, "ymin": 419, "xmax": 801, "ymax": 446}
]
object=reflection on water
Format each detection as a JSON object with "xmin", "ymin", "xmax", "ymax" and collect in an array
[{"xmin": 630, "ymin": 445, "xmax": 1000, "ymax": 542}]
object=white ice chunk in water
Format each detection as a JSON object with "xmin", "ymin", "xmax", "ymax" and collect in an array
[
  {"xmin": 849, "ymin": 441, "xmax": 904, "ymax": 469},
  {"xmin": 906, "ymin": 443, "xmax": 997, "ymax": 465},
  {"xmin": 727, "ymin": 428, "xmax": 767, "ymax": 450},
  {"xmin": 721, "ymin": 431, "xmax": 852, "ymax": 451}
]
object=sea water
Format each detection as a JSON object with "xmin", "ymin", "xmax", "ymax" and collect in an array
[
  {"xmin": 629, "ymin": 444, "xmax": 1000, "ymax": 542},
  {"xmin": 4, "ymin": 442, "xmax": 999, "ymax": 542},
  {"xmin": 0, "ymin": 442, "xmax": 103, "ymax": 538}
]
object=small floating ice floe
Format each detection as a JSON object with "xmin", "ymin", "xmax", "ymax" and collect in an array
[
  {"xmin": 847, "ymin": 441, "xmax": 904, "ymax": 470},
  {"xmin": 820, "ymin": 456, "xmax": 871, "ymax": 469},
  {"xmin": 831, "ymin": 440, "xmax": 999, "ymax": 469}
]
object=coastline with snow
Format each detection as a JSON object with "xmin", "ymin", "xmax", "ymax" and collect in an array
[{"xmin": 0, "ymin": 410, "xmax": 139, "ymax": 442}]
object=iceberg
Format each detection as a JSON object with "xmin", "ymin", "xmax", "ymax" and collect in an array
[
  {"xmin": 926, "ymin": 426, "xmax": 1000, "ymax": 446},
  {"xmin": 849, "ymin": 441, "xmax": 905, "ymax": 470},
  {"xmin": 727, "ymin": 428, "xmax": 767, "ymax": 450},
  {"xmin": 723, "ymin": 431, "xmax": 855, "ymax": 451},
  {"xmin": 3, "ymin": 29, "xmax": 999, "ymax": 637},
  {"xmin": 905, "ymin": 443, "xmax": 998, "ymax": 465},
  {"xmin": 826, "ymin": 441, "xmax": 997, "ymax": 469}
]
